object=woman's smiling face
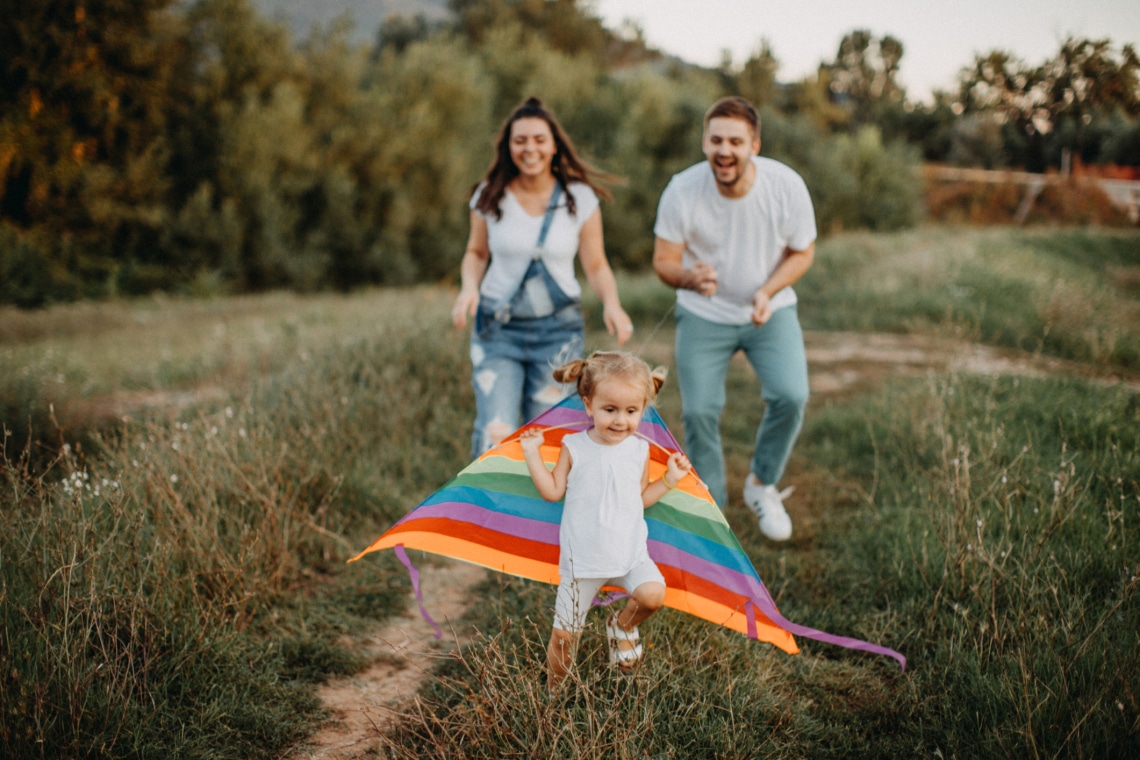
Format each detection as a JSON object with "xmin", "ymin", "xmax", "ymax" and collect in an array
[{"xmin": 509, "ymin": 117, "xmax": 556, "ymax": 179}]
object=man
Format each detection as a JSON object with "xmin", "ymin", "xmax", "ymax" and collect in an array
[{"xmin": 653, "ymin": 96, "xmax": 816, "ymax": 541}]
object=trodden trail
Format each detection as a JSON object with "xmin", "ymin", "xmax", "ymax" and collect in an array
[{"xmin": 287, "ymin": 558, "xmax": 488, "ymax": 759}]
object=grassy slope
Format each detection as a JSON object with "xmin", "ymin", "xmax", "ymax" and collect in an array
[{"xmin": 1, "ymin": 226, "xmax": 1137, "ymax": 757}]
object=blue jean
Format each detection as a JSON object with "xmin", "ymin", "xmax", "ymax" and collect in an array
[
  {"xmin": 469, "ymin": 305, "xmax": 584, "ymax": 458},
  {"xmin": 674, "ymin": 303, "xmax": 809, "ymax": 507}
]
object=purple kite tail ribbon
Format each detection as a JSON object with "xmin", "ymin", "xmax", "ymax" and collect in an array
[
  {"xmin": 394, "ymin": 545, "xmax": 443, "ymax": 639},
  {"xmin": 592, "ymin": 590, "xmax": 630, "ymax": 608},
  {"xmin": 747, "ymin": 594, "xmax": 907, "ymax": 672}
]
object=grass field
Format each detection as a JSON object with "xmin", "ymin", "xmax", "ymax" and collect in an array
[{"xmin": 1, "ymin": 227, "xmax": 1138, "ymax": 758}]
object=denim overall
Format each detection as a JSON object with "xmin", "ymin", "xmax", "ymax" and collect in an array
[{"xmin": 470, "ymin": 183, "xmax": 584, "ymax": 457}]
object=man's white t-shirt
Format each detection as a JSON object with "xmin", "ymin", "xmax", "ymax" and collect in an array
[
  {"xmin": 470, "ymin": 182, "xmax": 599, "ymax": 304},
  {"xmin": 654, "ymin": 156, "xmax": 817, "ymax": 325}
]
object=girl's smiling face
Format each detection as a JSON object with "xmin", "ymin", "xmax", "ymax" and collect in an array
[{"xmin": 583, "ymin": 377, "xmax": 647, "ymax": 445}]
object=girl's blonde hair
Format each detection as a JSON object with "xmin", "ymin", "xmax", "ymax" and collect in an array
[{"xmin": 552, "ymin": 351, "xmax": 667, "ymax": 404}]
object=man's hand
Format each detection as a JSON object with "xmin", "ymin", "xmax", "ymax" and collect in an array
[
  {"xmin": 686, "ymin": 262, "xmax": 719, "ymax": 296},
  {"xmin": 751, "ymin": 290, "xmax": 773, "ymax": 326},
  {"xmin": 654, "ymin": 237, "xmax": 718, "ymax": 296}
]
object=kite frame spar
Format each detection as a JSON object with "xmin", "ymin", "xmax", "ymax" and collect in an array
[{"xmin": 350, "ymin": 395, "xmax": 905, "ymax": 670}]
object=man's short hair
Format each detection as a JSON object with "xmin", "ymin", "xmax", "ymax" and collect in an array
[{"xmin": 704, "ymin": 96, "xmax": 760, "ymax": 138}]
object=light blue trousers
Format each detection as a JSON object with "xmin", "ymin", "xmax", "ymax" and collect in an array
[
  {"xmin": 674, "ymin": 303, "xmax": 809, "ymax": 507},
  {"xmin": 469, "ymin": 306, "xmax": 583, "ymax": 458}
]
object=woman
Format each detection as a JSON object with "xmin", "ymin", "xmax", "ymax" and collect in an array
[{"xmin": 452, "ymin": 97, "xmax": 633, "ymax": 457}]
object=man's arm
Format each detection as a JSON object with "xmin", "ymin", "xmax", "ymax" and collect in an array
[
  {"xmin": 751, "ymin": 242, "xmax": 815, "ymax": 326},
  {"xmin": 653, "ymin": 237, "xmax": 718, "ymax": 295}
]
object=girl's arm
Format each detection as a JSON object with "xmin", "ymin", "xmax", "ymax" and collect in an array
[
  {"xmin": 520, "ymin": 429, "xmax": 571, "ymax": 501},
  {"xmin": 577, "ymin": 209, "xmax": 633, "ymax": 346},
  {"xmin": 641, "ymin": 452, "xmax": 692, "ymax": 507}
]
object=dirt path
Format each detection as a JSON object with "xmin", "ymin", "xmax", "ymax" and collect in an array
[
  {"xmin": 287, "ymin": 559, "xmax": 487, "ymax": 759},
  {"xmin": 287, "ymin": 331, "xmax": 1137, "ymax": 758},
  {"xmin": 803, "ymin": 330, "xmax": 1139, "ymax": 395}
]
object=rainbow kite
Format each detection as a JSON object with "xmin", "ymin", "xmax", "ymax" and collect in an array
[{"xmin": 350, "ymin": 396, "xmax": 905, "ymax": 670}]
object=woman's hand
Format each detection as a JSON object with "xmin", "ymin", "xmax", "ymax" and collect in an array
[
  {"xmin": 452, "ymin": 287, "xmax": 480, "ymax": 330},
  {"xmin": 603, "ymin": 303, "xmax": 634, "ymax": 346}
]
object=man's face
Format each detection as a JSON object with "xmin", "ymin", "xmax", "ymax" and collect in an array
[{"xmin": 702, "ymin": 116, "xmax": 760, "ymax": 193}]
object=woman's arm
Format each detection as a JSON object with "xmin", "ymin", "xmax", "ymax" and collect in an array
[
  {"xmin": 520, "ymin": 429, "xmax": 571, "ymax": 501},
  {"xmin": 577, "ymin": 209, "xmax": 633, "ymax": 346},
  {"xmin": 452, "ymin": 211, "xmax": 491, "ymax": 329}
]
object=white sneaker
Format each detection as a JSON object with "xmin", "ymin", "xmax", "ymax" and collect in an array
[{"xmin": 742, "ymin": 474, "xmax": 794, "ymax": 541}]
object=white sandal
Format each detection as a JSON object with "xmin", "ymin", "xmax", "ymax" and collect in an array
[{"xmin": 606, "ymin": 615, "xmax": 643, "ymax": 671}]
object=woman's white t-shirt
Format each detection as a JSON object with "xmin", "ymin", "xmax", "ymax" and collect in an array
[
  {"xmin": 470, "ymin": 182, "xmax": 599, "ymax": 304},
  {"xmin": 559, "ymin": 431, "xmax": 651, "ymax": 579}
]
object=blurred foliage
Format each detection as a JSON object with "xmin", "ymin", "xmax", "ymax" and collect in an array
[{"xmin": 0, "ymin": 1, "xmax": 1137, "ymax": 307}]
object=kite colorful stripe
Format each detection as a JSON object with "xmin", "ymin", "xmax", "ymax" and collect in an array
[{"xmin": 350, "ymin": 396, "xmax": 905, "ymax": 670}]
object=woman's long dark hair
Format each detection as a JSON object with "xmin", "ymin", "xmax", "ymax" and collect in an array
[{"xmin": 473, "ymin": 97, "xmax": 615, "ymax": 220}]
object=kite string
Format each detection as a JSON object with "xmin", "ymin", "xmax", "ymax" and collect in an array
[
  {"xmin": 631, "ymin": 301, "xmax": 676, "ymax": 358},
  {"xmin": 496, "ymin": 420, "xmax": 678, "ymax": 459}
]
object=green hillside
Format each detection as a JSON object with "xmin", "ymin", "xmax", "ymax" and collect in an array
[{"xmin": 253, "ymin": 0, "xmax": 450, "ymax": 43}]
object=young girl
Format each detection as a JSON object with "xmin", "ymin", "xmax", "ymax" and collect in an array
[{"xmin": 519, "ymin": 351, "xmax": 691, "ymax": 686}]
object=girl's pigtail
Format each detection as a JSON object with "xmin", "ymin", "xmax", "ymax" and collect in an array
[
  {"xmin": 552, "ymin": 359, "xmax": 586, "ymax": 386},
  {"xmin": 649, "ymin": 366, "xmax": 668, "ymax": 400}
]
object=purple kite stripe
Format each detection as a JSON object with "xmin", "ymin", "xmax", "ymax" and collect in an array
[
  {"xmin": 647, "ymin": 539, "xmax": 767, "ymax": 600},
  {"xmin": 400, "ymin": 501, "xmax": 560, "ymax": 546},
  {"xmin": 532, "ymin": 408, "xmax": 676, "ymax": 451},
  {"xmin": 524, "ymin": 407, "xmax": 591, "ymax": 431}
]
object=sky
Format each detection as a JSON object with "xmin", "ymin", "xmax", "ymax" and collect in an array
[{"xmin": 591, "ymin": 0, "xmax": 1139, "ymax": 102}]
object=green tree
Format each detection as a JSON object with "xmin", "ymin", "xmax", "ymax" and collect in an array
[
  {"xmin": 825, "ymin": 30, "xmax": 907, "ymax": 129},
  {"xmin": 958, "ymin": 39, "xmax": 1140, "ymax": 170},
  {"xmin": 733, "ymin": 40, "xmax": 781, "ymax": 110},
  {"xmin": 0, "ymin": 0, "xmax": 186, "ymax": 302}
]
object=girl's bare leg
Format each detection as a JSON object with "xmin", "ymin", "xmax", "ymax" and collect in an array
[
  {"xmin": 615, "ymin": 581, "xmax": 665, "ymax": 631},
  {"xmin": 547, "ymin": 628, "xmax": 579, "ymax": 688}
]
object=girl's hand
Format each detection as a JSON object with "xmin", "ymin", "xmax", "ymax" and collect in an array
[
  {"xmin": 666, "ymin": 452, "xmax": 692, "ymax": 486},
  {"xmin": 519, "ymin": 428, "xmax": 544, "ymax": 455},
  {"xmin": 603, "ymin": 303, "xmax": 634, "ymax": 346}
]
